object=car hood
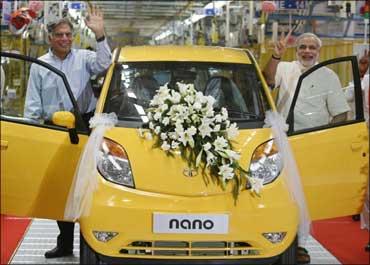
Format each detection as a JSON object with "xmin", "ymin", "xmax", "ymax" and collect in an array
[{"xmin": 103, "ymin": 127, "xmax": 273, "ymax": 196}]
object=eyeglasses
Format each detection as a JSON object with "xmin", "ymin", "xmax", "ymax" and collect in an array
[
  {"xmin": 298, "ymin": 44, "xmax": 318, "ymax": 51},
  {"xmin": 52, "ymin": 32, "xmax": 73, "ymax": 38}
]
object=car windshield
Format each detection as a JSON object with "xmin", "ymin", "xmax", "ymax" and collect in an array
[{"xmin": 103, "ymin": 62, "xmax": 269, "ymax": 128}]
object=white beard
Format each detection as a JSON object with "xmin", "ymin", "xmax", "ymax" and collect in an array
[
  {"xmin": 296, "ymin": 52, "xmax": 318, "ymax": 71},
  {"xmin": 300, "ymin": 59, "xmax": 316, "ymax": 68},
  {"xmin": 296, "ymin": 59, "xmax": 318, "ymax": 73}
]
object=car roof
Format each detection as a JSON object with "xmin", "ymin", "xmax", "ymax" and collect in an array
[{"xmin": 117, "ymin": 45, "xmax": 252, "ymax": 64}]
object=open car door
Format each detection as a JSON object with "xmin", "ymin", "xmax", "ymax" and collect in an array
[
  {"xmin": 1, "ymin": 52, "xmax": 90, "ymax": 220},
  {"xmin": 286, "ymin": 56, "xmax": 368, "ymax": 220}
]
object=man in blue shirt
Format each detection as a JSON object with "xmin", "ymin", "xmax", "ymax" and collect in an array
[
  {"xmin": 24, "ymin": 7, "xmax": 111, "ymax": 123},
  {"xmin": 24, "ymin": 5, "xmax": 112, "ymax": 259}
]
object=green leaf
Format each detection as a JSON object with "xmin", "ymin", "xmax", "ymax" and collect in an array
[{"xmin": 196, "ymin": 149, "xmax": 203, "ymax": 167}]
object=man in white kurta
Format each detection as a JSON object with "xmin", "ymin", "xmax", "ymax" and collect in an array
[
  {"xmin": 264, "ymin": 32, "xmax": 349, "ymax": 131},
  {"xmin": 263, "ymin": 32, "xmax": 350, "ymax": 263},
  {"xmin": 275, "ymin": 61, "xmax": 350, "ymax": 130}
]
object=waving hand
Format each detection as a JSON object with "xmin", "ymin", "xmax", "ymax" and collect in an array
[{"xmin": 85, "ymin": 4, "xmax": 105, "ymax": 39}]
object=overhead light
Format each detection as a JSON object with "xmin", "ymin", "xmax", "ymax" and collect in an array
[
  {"xmin": 184, "ymin": 13, "xmax": 205, "ymax": 25},
  {"xmin": 184, "ymin": 1, "xmax": 231, "ymax": 25},
  {"xmin": 154, "ymin": 1, "xmax": 232, "ymax": 41},
  {"xmin": 204, "ymin": 1, "xmax": 230, "ymax": 10},
  {"xmin": 154, "ymin": 29, "xmax": 172, "ymax": 41}
]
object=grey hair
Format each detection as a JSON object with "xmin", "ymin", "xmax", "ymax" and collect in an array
[
  {"xmin": 47, "ymin": 18, "xmax": 73, "ymax": 34},
  {"xmin": 296, "ymin": 32, "xmax": 322, "ymax": 49}
]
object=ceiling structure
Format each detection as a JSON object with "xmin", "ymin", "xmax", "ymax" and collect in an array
[{"xmin": 90, "ymin": 1, "xmax": 209, "ymax": 44}]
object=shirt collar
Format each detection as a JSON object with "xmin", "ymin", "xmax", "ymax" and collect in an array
[{"xmin": 48, "ymin": 48, "xmax": 74, "ymax": 61}]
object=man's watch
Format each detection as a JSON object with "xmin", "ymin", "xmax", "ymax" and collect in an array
[{"xmin": 96, "ymin": 35, "xmax": 105, "ymax": 42}]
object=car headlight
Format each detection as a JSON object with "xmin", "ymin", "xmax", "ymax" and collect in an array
[
  {"xmin": 97, "ymin": 138, "xmax": 135, "ymax": 188},
  {"xmin": 248, "ymin": 139, "xmax": 282, "ymax": 186}
]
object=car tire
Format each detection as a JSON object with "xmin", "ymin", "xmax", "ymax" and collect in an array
[
  {"xmin": 80, "ymin": 232, "xmax": 100, "ymax": 264},
  {"xmin": 278, "ymin": 236, "xmax": 298, "ymax": 264}
]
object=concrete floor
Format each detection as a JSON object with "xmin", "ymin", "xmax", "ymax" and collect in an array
[{"xmin": 10, "ymin": 218, "xmax": 341, "ymax": 264}]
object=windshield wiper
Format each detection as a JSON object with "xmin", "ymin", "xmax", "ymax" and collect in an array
[
  {"xmin": 214, "ymin": 108, "xmax": 261, "ymax": 119},
  {"xmin": 227, "ymin": 110, "xmax": 261, "ymax": 119}
]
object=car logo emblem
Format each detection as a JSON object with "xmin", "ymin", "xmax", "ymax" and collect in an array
[{"xmin": 183, "ymin": 167, "xmax": 197, "ymax": 177}]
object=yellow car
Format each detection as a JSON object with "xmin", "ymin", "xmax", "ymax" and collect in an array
[{"xmin": 1, "ymin": 46, "xmax": 368, "ymax": 265}]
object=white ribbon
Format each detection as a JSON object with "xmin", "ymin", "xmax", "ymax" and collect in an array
[
  {"xmin": 264, "ymin": 111, "xmax": 311, "ymax": 245},
  {"xmin": 64, "ymin": 113, "xmax": 118, "ymax": 221}
]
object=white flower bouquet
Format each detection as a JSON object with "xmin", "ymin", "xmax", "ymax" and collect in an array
[{"xmin": 139, "ymin": 82, "xmax": 260, "ymax": 198}]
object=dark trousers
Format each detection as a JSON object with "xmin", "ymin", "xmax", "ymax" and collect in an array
[{"xmin": 56, "ymin": 220, "xmax": 75, "ymax": 250}]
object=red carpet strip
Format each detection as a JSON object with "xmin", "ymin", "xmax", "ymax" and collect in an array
[
  {"xmin": 312, "ymin": 216, "xmax": 370, "ymax": 265},
  {"xmin": 0, "ymin": 215, "xmax": 31, "ymax": 264}
]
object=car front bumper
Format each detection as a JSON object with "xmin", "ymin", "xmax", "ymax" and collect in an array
[{"xmin": 79, "ymin": 177, "xmax": 298, "ymax": 263}]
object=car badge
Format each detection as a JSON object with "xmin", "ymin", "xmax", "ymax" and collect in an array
[{"xmin": 183, "ymin": 167, "xmax": 197, "ymax": 177}]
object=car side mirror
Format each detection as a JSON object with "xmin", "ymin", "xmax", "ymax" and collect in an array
[{"xmin": 52, "ymin": 111, "xmax": 79, "ymax": 144}]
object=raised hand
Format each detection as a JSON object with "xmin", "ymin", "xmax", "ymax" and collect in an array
[
  {"xmin": 273, "ymin": 28, "xmax": 293, "ymax": 59},
  {"xmin": 84, "ymin": 4, "xmax": 105, "ymax": 39}
]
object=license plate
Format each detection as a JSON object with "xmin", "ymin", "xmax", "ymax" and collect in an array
[{"xmin": 153, "ymin": 213, "xmax": 229, "ymax": 234}]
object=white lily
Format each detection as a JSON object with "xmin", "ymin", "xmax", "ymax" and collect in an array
[
  {"xmin": 160, "ymin": 133, "xmax": 168, "ymax": 140},
  {"xmin": 162, "ymin": 117, "xmax": 170, "ymax": 126},
  {"xmin": 178, "ymin": 83, "xmax": 189, "ymax": 95},
  {"xmin": 214, "ymin": 136, "xmax": 228, "ymax": 151},
  {"xmin": 153, "ymin": 112, "xmax": 161, "ymax": 121},
  {"xmin": 145, "ymin": 132, "xmax": 153, "ymax": 141},
  {"xmin": 160, "ymin": 104, "xmax": 169, "ymax": 112},
  {"xmin": 206, "ymin": 151, "xmax": 216, "ymax": 166},
  {"xmin": 219, "ymin": 164, "xmax": 234, "ymax": 180},
  {"xmin": 149, "ymin": 122, "xmax": 155, "ymax": 130},
  {"xmin": 203, "ymin": 142, "xmax": 212, "ymax": 151},
  {"xmin": 213, "ymin": 124, "xmax": 221, "ymax": 132},
  {"xmin": 154, "ymin": 126, "xmax": 161, "ymax": 135},
  {"xmin": 226, "ymin": 122, "xmax": 239, "ymax": 140},
  {"xmin": 187, "ymin": 126, "xmax": 197, "ymax": 136},
  {"xmin": 138, "ymin": 128, "xmax": 145, "ymax": 137},
  {"xmin": 184, "ymin": 94, "xmax": 195, "ymax": 104},
  {"xmin": 171, "ymin": 91, "xmax": 181, "ymax": 103},
  {"xmin": 161, "ymin": 141, "xmax": 171, "ymax": 151},
  {"xmin": 193, "ymin": 101, "xmax": 202, "ymax": 110},
  {"xmin": 225, "ymin": 149, "xmax": 241, "ymax": 161},
  {"xmin": 171, "ymin": 141, "xmax": 180, "ymax": 149},
  {"xmin": 199, "ymin": 122, "xmax": 212, "ymax": 138},
  {"xmin": 214, "ymin": 114, "xmax": 223, "ymax": 123},
  {"xmin": 250, "ymin": 177, "xmax": 264, "ymax": 194},
  {"xmin": 221, "ymin": 107, "xmax": 228, "ymax": 120}
]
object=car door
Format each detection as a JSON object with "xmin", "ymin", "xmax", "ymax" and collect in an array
[
  {"xmin": 1, "ymin": 52, "xmax": 90, "ymax": 221},
  {"xmin": 286, "ymin": 56, "xmax": 368, "ymax": 220}
]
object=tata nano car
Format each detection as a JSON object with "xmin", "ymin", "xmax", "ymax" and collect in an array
[{"xmin": 1, "ymin": 46, "xmax": 368, "ymax": 264}]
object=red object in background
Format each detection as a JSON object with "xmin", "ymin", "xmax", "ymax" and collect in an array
[
  {"xmin": 312, "ymin": 216, "xmax": 370, "ymax": 265},
  {"xmin": 360, "ymin": 0, "xmax": 370, "ymax": 18},
  {"xmin": 0, "ymin": 215, "xmax": 31, "ymax": 264},
  {"xmin": 10, "ymin": 7, "xmax": 37, "ymax": 30},
  {"xmin": 287, "ymin": 35, "xmax": 295, "ymax": 45},
  {"xmin": 262, "ymin": 1, "xmax": 277, "ymax": 14}
]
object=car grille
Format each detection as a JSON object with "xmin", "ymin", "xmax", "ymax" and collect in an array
[{"xmin": 119, "ymin": 241, "xmax": 261, "ymax": 257}]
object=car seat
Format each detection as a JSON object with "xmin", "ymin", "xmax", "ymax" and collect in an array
[
  {"xmin": 131, "ymin": 75, "xmax": 159, "ymax": 107},
  {"xmin": 204, "ymin": 76, "xmax": 248, "ymax": 112}
]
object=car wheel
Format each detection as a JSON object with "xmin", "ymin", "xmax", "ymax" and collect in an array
[
  {"xmin": 278, "ymin": 236, "xmax": 298, "ymax": 264},
  {"xmin": 80, "ymin": 232, "xmax": 100, "ymax": 264}
]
